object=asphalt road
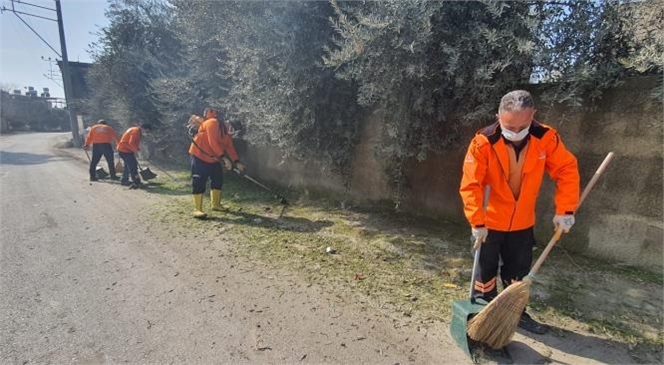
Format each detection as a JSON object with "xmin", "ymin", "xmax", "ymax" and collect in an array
[{"xmin": 0, "ymin": 133, "xmax": 469, "ymax": 364}]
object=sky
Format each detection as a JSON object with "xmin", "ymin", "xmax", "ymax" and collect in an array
[{"xmin": 0, "ymin": 0, "xmax": 109, "ymax": 98}]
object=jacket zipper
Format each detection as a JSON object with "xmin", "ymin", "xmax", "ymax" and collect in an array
[
  {"xmin": 493, "ymin": 144, "xmax": 519, "ymax": 231},
  {"xmin": 507, "ymin": 172, "xmax": 525, "ymax": 231}
]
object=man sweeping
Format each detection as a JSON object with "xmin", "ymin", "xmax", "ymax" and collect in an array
[
  {"xmin": 188, "ymin": 108, "xmax": 245, "ymax": 219},
  {"xmin": 117, "ymin": 123, "xmax": 153, "ymax": 189},
  {"xmin": 83, "ymin": 120, "xmax": 119, "ymax": 181},
  {"xmin": 459, "ymin": 90, "xmax": 580, "ymax": 337}
]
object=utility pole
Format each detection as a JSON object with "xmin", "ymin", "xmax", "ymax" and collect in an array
[
  {"xmin": 55, "ymin": 0, "xmax": 80, "ymax": 146},
  {"xmin": 1, "ymin": 0, "xmax": 81, "ymax": 146}
]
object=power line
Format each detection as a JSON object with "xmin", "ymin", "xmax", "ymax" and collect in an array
[
  {"xmin": 11, "ymin": 12, "xmax": 61, "ymax": 57},
  {"xmin": 1, "ymin": 0, "xmax": 61, "ymax": 57},
  {"xmin": 15, "ymin": 0, "xmax": 56, "ymax": 12},
  {"xmin": 7, "ymin": 8, "xmax": 56, "ymax": 21}
]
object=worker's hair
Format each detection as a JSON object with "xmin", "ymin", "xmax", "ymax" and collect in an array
[
  {"xmin": 97, "ymin": 119, "xmax": 107, "ymax": 125},
  {"xmin": 203, "ymin": 108, "xmax": 217, "ymax": 116},
  {"xmin": 498, "ymin": 90, "xmax": 534, "ymax": 114},
  {"xmin": 140, "ymin": 123, "xmax": 153, "ymax": 131}
]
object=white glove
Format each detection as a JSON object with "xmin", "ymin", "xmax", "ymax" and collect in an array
[
  {"xmin": 471, "ymin": 227, "xmax": 488, "ymax": 244},
  {"xmin": 553, "ymin": 214, "xmax": 575, "ymax": 233},
  {"xmin": 220, "ymin": 156, "xmax": 233, "ymax": 171}
]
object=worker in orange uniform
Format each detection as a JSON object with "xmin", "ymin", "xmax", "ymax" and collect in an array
[
  {"xmin": 459, "ymin": 90, "xmax": 579, "ymax": 335},
  {"xmin": 83, "ymin": 120, "xmax": 119, "ymax": 181},
  {"xmin": 188, "ymin": 108, "xmax": 245, "ymax": 219},
  {"xmin": 116, "ymin": 123, "xmax": 153, "ymax": 189}
]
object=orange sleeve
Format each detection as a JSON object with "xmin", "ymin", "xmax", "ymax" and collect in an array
[
  {"xmin": 206, "ymin": 120, "xmax": 224, "ymax": 158},
  {"xmin": 459, "ymin": 136, "xmax": 489, "ymax": 227},
  {"xmin": 84, "ymin": 127, "xmax": 95, "ymax": 146},
  {"xmin": 128, "ymin": 130, "xmax": 140, "ymax": 152},
  {"xmin": 544, "ymin": 131, "xmax": 580, "ymax": 214},
  {"xmin": 222, "ymin": 134, "xmax": 239, "ymax": 162}
]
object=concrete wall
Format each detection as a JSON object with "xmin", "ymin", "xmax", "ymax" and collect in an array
[
  {"xmin": 534, "ymin": 77, "xmax": 663, "ymax": 270},
  {"xmin": 242, "ymin": 77, "xmax": 663, "ymax": 270},
  {"xmin": 240, "ymin": 143, "xmax": 347, "ymax": 199}
]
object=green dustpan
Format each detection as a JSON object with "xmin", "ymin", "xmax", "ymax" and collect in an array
[{"xmin": 450, "ymin": 242, "xmax": 485, "ymax": 359}]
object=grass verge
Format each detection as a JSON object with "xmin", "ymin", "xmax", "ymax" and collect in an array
[{"xmin": 148, "ymin": 171, "xmax": 663, "ymax": 361}]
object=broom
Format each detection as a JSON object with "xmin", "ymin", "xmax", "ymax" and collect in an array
[{"xmin": 467, "ymin": 151, "xmax": 615, "ymax": 349}]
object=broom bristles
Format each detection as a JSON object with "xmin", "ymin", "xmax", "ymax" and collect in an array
[{"xmin": 467, "ymin": 279, "xmax": 532, "ymax": 349}]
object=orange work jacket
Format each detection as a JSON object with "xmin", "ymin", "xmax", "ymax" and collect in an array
[
  {"xmin": 188, "ymin": 118, "xmax": 239, "ymax": 164},
  {"xmin": 116, "ymin": 126, "xmax": 142, "ymax": 153},
  {"xmin": 84, "ymin": 124, "xmax": 117, "ymax": 146},
  {"xmin": 459, "ymin": 121, "xmax": 580, "ymax": 232}
]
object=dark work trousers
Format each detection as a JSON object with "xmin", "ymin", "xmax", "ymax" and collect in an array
[
  {"xmin": 119, "ymin": 151, "xmax": 140, "ymax": 184},
  {"xmin": 191, "ymin": 155, "xmax": 223, "ymax": 194},
  {"xmin": 90, "ymin": 143, "xmax": 116, "ymax": 178},
  {"xmin": 472, "ymin": 227, "xmax": 535, "ymax": 302}
]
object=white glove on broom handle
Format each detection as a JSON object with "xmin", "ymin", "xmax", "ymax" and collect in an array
[{"xmin": 529, "ymin": 152, "xmax": 615, "ymax": 277}]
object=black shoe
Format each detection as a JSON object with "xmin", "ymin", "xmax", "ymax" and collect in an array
[
  {"xmin": 90, "ymin": 176, "xmax": 99, "ymax": 182},
  {"xmin": 120, "ymin": 181, "xmax": 131, "ymax": 186},
  {"xmin": 129, "ymin": 183, "xmax": 140, "ymax": 189},
  {"xmin": 469, "ymin": 339, "xmax": 513, "ymax": 364},
  {"xmin": 519, "ymin": 312, "xmax": 549, "ymax": 335},
  {"xmin": 110, "ymin": 175, "xmax": 120, "ymax": 180}
]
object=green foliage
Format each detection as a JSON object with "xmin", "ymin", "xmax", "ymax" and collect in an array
[
  {"xmin": 531, "ymin": 1, "xmax": 640, "ymax": 108},
  {"xmin": 212, "ymin": 2, "xmax": 364, "ymax": 183},
  {"xmin": 619, "ymin": 0, "xmax": 664, "ymax": 100},
  {"xmin": 86, "ymin": 0, "xmax": 178, "ymax": 128}
]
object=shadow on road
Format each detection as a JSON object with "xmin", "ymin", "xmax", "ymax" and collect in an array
[
  {"xmin": 0, "ymin": 150, "xmax": 61, "ymax": 165},
  {"xmin": 141, "ymin": 181, "xmax": 191, "ymax": 196},
  {"xmin": 205, "ymin": 209, "xmax": 333, "ymax": 233},
  {"xmin": 507, "ymin": 325, "xmax": 652, "ymax": 364}
]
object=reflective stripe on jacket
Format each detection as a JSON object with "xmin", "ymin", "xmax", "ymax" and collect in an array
[
  {"xmin": 85, "ymin": 124, "xmax": 117, "ymax": 145},
  {"xmin": 117, "ymin": 126, "xmax": 141, "ymax": 153},
  {"xmin": 188, "ymin": 118, "xmax": 239, "ymax": 164},
  {"xmin": 459, "ymin": 121, "xmax": 580, "ymax": 231}
]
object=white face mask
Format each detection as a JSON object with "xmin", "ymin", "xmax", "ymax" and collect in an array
[{"xmin": 501, "ymin": 125, "xmax": 530, "ymax": 142}]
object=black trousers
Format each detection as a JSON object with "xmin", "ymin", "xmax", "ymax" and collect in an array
[
  {"xmin": 472, "ymin": 227, "xmax": 535, "ymax": 302},
  {"xmin": 191, "ymin": 156, "xmax": 224, "ymax": 194},
  {"xmin": 191, "ymin": 156, "xmax": 223, "ymax": 194},
  {"xmin": 119, "ymin": 151, "xmax": 140, "ymax": 184},
  {"xmin": 89, "ymin": 143, "xmax": 116, "ymax": 178}
]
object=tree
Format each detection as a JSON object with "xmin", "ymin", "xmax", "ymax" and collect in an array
[
  {"xmin": 619, "ymin": 0, "xmax": 664, "ymax": 100},
  {"xmin": 86, "ymin": 0, "xmax": 178, "ymax": 130}
]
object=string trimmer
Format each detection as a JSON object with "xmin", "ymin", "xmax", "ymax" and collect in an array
[
  {"xmin": 234, "ymin": 167, "xmax": 290, "ymax": 218},
  {"xmin": 185, "ymin": 123, "xmax": 290, "ymax": 217}
]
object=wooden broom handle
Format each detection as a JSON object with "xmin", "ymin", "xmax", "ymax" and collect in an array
[{"xmin": 529, "ymin": 152, "xmax": 615, "ymax": 276}]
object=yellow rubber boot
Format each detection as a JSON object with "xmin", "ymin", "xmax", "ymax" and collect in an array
[
  {"xmin": 193, "ymin": 194, "xmax": 207, "ymax": 219},
  {"xmin": 210, "ymin": 189, "xmax": 225, "ymax": 212}
]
